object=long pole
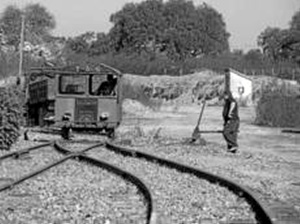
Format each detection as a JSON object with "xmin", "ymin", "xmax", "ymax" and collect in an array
[{"xmin": 18, "ymin": 14, "xmax": 25, "ymax": 78}]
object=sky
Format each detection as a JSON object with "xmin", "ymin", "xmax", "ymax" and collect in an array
[{"xmin": 0, "ymin": 0, "xmax": 299, "ymax": 52}]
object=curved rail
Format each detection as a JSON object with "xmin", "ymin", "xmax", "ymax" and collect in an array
[
  {"xmin": 0, "ymin": 143, "xmax": 103, "ymax": 192},
  {"xmin": 54, "ymin": 141, "xmax": 157, "ymax": 224},
  {"xmin": 282, "ymin": 129, "xmax": 300, "ymax": 134},
  {"xmin": 0, "ymin": 142, "xmax": 52, "ymax": 161},
  {"xmin": 106, "ymin": 141, "xmax": 276, "ymax": 224}
]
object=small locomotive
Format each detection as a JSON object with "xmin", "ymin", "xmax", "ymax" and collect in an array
[{"xmin": 24, "ymin": 63, "xmax": 123, "ymax": 138}]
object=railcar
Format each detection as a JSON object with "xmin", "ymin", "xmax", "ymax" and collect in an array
[{"xmin": 24, "ymin": 63, "xmax": 122, "ymax": 137}]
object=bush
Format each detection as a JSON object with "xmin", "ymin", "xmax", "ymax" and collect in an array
[
  {"xmin": 0, "ymin": 85, "xmax": 24, "ymax": 150},
  {"xmin": 254, "ymin": 83, "xmax": 300, "ymax": 127}
]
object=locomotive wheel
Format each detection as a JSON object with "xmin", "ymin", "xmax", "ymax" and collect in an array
[{"xmin": 61, "ymin": 126, "xmax": 72, "ymax": 140}]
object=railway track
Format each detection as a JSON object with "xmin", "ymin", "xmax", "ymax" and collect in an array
[
  {"xmin": 82, "ymin": 140, "xmax": 276, "ymax": 224},
  {"xmin": 0, "ymin": 140, "xmax": 154, "ymax": 224},
  {"xmin": 0, "ymin": 139, "xmax": 281, "ymax": 223},
  {"xmin": 55, "ymin": 141, "xmax": 155, "ymax": 224},
  {"xmin": 0, "ymin": 142, "xmax": 53, "ymax": 161}
]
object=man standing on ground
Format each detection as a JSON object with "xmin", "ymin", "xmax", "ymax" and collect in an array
[{"xmin": 222, "ymin": 91, "xmax": 240, "ymax": 153}]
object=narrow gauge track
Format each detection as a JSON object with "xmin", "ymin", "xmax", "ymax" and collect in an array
[
  {"xmin": 0, "ymin": 141, "xmax": 155, "ymax": 224},
  {"xmin": 0, "ymin": 142, "xmax": 53, "ymax": 161},
  {"xmin": 0, "ymin": 141, "xmax": 58, "ymax": 190},
  {"xmin": 0, "ymin": 142, "xmax": 102, "ymax": 192},
  {"xmin": 54, "ymin": 141, "xmax": 155, "ymax": 224},
  {"xmin": 83, "ymin": 140, "xmax": 275, "ymax": 224},
  {"xmin": 0, "ymin": 139, "xmax": 277, "ymax": 223}
]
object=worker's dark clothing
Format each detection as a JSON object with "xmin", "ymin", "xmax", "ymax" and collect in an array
[
  {"xmin": 222, "ymin": 98, "xmax": 240, "ymax": 150},
  {"xmin": 223, "ymin": 98, "xmax": 239, "ymax": 123},
  {"xmin": 223, "ymin": 120, "xmax": 239, "ymax": 149},
  {"xmin": 97, "ymin": 81, "xmax": 113, "ymax": 95},
  {"xmin": 97, "ymin": 78, "xmax": 117, "ymax": 96}
]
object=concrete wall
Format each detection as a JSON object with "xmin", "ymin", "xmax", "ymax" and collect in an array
[{"xmin": 226, "ymin": 69, "xmax": 253, "ymax": 106}]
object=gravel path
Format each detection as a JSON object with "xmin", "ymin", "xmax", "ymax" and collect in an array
[{"xmin": 87, "ymin": 145, "xmax": 257, "ymax": 224}]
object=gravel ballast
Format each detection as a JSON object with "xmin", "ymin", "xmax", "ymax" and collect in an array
[
  {"xmin": 0, "ymin": 141, "xmax": 147, "ymax": 224},
  {"xmin": 0, "ymin": 145, "xmax": 62, "ymax": 180},
  {"xmin": 87, "ymin": 145, "xmax": 257, "ymax": 224},
  {"xmin": 119, "ymin": 137, "xmax": 300, "ymax": 211}
]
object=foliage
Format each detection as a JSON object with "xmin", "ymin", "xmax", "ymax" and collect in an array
[
  {"xmin": 257, "ymin": 8, "xmax": 300, "ymax": 65},
  {"xmin": 89, "ymin": 33, "xmax": 111, "ymax": 55},
  {"xmin": 0, "ymin": 3, "xmax": 56, "ymax": 49},
  {"xmin": 254, "ymin": 84, "xmax": 300, "ymax": 127},
  {"xmin": 0, "ymin": 51, "xmax": 19, "ymax": 78},
  {"xmin": 108, "ymin": 0, "xmax": 229, "ymax": 61},
  {"xmin": 0, "ymin": 85, "xmax": 24, "ymax": 150},
  {"xmin": 24, "ymin": 4, "xmax": 56, "ymax": 40},
  {"xmin": 63, "ymin": 47, "xmax": 299, "ymax": 83},
  {"xmin": 257, "ymin": 27, "xmax": 283, "ymax": 61},
  {"xmin": 0, "ymin": 6, "xmax": 22, "ymax": 48},
  {"xmin": 66, "ymin": 32, "xmax": 95, "ymax": 54},
  {"xmin": 61, "ymin": 1, "xmax": 298, "ymax": 78},
  {"xmin": 0, "ymin": 3, "xmax": 58, "ymax": 78},
  {"xmin": 291, "ymin": 8, "xmax": 300, "ymax": 31},
  {"xmin": 254, "ymin": 80, "xmax": 300, "ymax": 127}
]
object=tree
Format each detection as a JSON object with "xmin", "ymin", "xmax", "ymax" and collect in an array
[
  {"xmin": 108, "ymin": 0, "xmax": 230, "ymax": 61},
  {"xmin": 257, "ymin": 8, "xmax": 300, "ymax": 64},
  {"xmin": 0, "ymin": 6, "xmax": 22, "ymax": 48},
  {"xmin": 287, "ymin": 9, "xmax": 300, "ymax": 64},
  {"xmin": 257, "ymin": 27, "xmax": 284, "ymax": 61},
  {"xmin": 24, "ymin": 4, "xmax": 56, "ymax": 40},
  {"xmin": 243, "ymin": 49, "xmax": 265, "ymax": 68},
  {"xmin": 66, "ymin": 32, "xmax": 96, "ymax": 54},
  {"xmin": 290, "ymin": 9, "xmax": 300, "ymax": 31},
  {"xmin": 0, "ymin": 3, "xmax": 56, "ymax": 49},
  {"xmin": 109, "ymin": 0, "xmax": 166, "ymax": 54},
  {"xmin": 195, "ymin": 3, "xmax": 230, "ymax": 55},
  {"xmin": 88, "ymin": 33, "xmax": 111, "ymax": 55}
]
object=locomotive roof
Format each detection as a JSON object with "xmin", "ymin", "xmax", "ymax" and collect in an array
[{"xmin": 26, "ymin": 63, "xmax": 122, "ymax": 76}]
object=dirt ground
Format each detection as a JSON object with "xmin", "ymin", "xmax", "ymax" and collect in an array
[
  {"xmin": 119, "ymin": 103, "xmax": 300, "ymax": 218},
  {"xmin": 122, "ymin": 104, "xmax": 300, "ymax": 163}
]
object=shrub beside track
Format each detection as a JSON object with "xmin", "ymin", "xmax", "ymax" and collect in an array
[{"xmin": 0, "ymin": 86, "xmax": 24, "ymax": 150}]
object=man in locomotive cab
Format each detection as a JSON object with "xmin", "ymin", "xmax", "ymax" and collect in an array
[{"xmin": 96, "ymin": 74, "xmax": 117, "ymax": 96}]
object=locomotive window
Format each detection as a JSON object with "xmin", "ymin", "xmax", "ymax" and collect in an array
[
  {"xmin": 89, "ymin": 74, "xmax": 117, "ymax": 97},
  {"xmin": 59, "ymin": 75, "xmax": 86, "ymax": 94}
]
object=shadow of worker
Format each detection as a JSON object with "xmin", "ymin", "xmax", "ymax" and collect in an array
[{"xmin": 96, "ymin": 74, "xmax": 117, "ymax": 96}]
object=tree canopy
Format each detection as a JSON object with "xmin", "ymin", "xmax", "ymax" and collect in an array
[
  {"xmin": 258, "ymin": 9, "xmax": 300, "ymax": 65},
  {"xmin": 0, "ymin": 3, "xmax": 56, "ymax": 49},
  {"xmin": 66, "ymin": 32, "xmax": 111, "ymax": 56},
  {"xmin": 108, "ymin": 0, "xmax": 230, "ymax": 61}
]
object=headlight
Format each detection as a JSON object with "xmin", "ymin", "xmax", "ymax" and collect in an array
[
  {"xmin": 62, "ymin": 112, "xmax": 72, "ymax": 121},
  {"xmin": 100, "ymin": 112, "xmax": 109, "ymax": 121}
]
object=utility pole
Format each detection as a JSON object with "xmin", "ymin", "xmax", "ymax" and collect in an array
[{"xmin": 18, "ymin": 14, "xmax": 25, "ymax": 78}]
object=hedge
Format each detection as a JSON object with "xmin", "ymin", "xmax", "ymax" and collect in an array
[
  {"xmin": 255, "ymin": 92, "xmax": 300, "ymax": 128},
  {"xmin": 0, "ymin": 85, "xmax": 24, "ymax": 150}
]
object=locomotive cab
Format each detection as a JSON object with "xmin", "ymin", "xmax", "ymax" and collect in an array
[{"xmin": 25, "ymin": 64, "xmax": 123, "ymax": 137}]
